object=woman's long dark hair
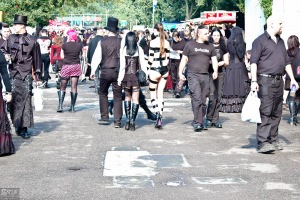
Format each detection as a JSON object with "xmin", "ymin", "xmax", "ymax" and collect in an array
[
  {"xmin": 125, "ymin": 32, "xmax": 138, "ymax": 56},
  {"xmin": 209, "ymin": 28, "xmax": 227, "ymax": 53},
  {"xmin": 287, "ymin": 35, "xmax": 300, "ymax": 56},
  {"xmin": 227, "ymin": 26, "xmax": 246, "ymax": 60}
]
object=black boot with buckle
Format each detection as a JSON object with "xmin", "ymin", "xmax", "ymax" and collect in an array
[
  {"xmin": 130, "ymin": 103, "xmax": 139, "ymax": 131},
  {"xmin": 124, "ymin": 101, "xmax": 131, "ymax": 130}
]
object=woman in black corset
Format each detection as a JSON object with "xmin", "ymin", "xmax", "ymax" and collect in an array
[{"xmin": 118, "ymin": 32, "xmax": 147, "ymax": 131}]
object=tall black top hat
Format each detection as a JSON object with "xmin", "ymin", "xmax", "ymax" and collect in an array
[
  {"xmin": 13, "ymin": 14, "xmax": 27, "ymax": 25},
  {"xmin": 105, "ymin": 17, "xmax": 119, "ymax": 33}
]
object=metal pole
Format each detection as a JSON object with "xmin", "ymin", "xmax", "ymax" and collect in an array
[{"xmin": 106, "ymin": 9, "xmax": 107, "ymax": 26}]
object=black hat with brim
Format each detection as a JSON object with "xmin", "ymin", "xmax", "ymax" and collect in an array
[
  {"xmin": 104, "ymin": 17, "xmax": 119, "ymax": 33},
  {"xmin": 12, "ymin": 14, "xmax": 27, "ymax": 25}
]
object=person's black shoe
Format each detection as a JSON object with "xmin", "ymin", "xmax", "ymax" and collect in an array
[
  {"xmin": 211, "ymin": 123, "xmax": 222, "ymax": 128},
  {"xmin": 175, "ymin": 92, "xmax": 180, "ymax": 98},
  {"xmin": 257, "ymin": 143, "xmax": 276, "ymax": 153},
  {"xmin": 194, "ymin": 125, "xmax": 202, "ymax": 132},
  {"xmin": 270, "ymin": 141, "xmax": 283, "ymax": 151},
  {"xmin": 205, "ymin": 120, "xmax": 212, "ymax": 128},
  {"xmin": 114, "ymin": 123, "xmax": 121, "ymax": 128},
  {"xmin": 200, "ymin": 124, "xmax": 208, "ymax": 130},
  {"xmin": 20, "ymin": 128, "xmax": 30, "ymax": 139},
  {"xmin": 98, "ymin": 118, "xmax": 109, "ymax": 122},
  {"xmin": 81, "ymin": 78, "xmax": 86, "ymax": 82},
  {"xmin": 15, "ymin": 128, "xmax": 21, "ymax": 136}
]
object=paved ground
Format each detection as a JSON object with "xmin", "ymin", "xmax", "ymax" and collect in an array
[{"xmin": 0, "ymin": 74, "xmax": 300, "ymax": 200}]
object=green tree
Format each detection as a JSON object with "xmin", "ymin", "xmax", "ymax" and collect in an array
[{"xmin": 0, "ymin": 0, "xmax": 100, "ymax": 27}]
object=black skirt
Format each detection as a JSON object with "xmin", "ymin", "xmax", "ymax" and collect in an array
[
  {"xmin": 10, "ymin": 73, "xmax": 34, "ymax": 128},
  {"xmin": 122, "ymin": 74, "xmax": 140, "ymax": 87},
  {"xmin": 220, "ymin": 62, "xmax": 249, "ymax": 113},
  {"xmin": 0, "ymin": 93, "xmax": 15, "ymax": 156}
]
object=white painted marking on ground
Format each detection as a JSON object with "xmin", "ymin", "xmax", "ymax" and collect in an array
[
  {"xmin": 265, "ymin": 182, "xmax": 295, "ymax": 191},
  {"xmin": 247, "ymin": 163, "xmax": 279, "ymax": 173},
  {"xmin": 103, "ymin": 151, "xmax": 158, "ymax": 177},
  {"xmin": 192, "ymin": 177, "xmax": 247, "ymax": 184},
  {"xmin": 149, "ymin": 139, "xmax": 190, "ymax": 145},
  {"xmin": 224, "ymin": 147, "xmax": 256, "ymax": 155},
  {"xmin": 107, "ymin": 176, "xmax": 155, "ymax": 189}
]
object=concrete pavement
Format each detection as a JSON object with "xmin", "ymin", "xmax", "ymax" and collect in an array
[{"xmin": 0, "ymin": 75, "xmax": 300, "ymax": 200}]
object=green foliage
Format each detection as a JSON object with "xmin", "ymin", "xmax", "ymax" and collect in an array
[
  {"xmin": 258, "ymin": 0, "xmax": 272, "ymax": 19},
  {"xmin": 0, "ymin": 0, "xmax": 99, "ymax": 27},
  {"xmin": 0, "ymin": 0, "xmax": 243, "ymax": 28},
  {"xmin": 236, "ymin": 0, "xmax": 245, "ymax": 13}
]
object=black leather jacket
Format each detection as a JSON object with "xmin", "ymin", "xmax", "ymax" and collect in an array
[{"xmin": 1, "ymin": 32, "xmax": 42, "ymax": 80}]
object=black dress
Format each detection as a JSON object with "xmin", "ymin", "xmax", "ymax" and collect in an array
[
  {"xmin": 0, "ymin": 51, "xmax": 15, "ymax": 156},
  {"xmin": 220, "ymin": 55, "xmax": 249, "ymax": 113}
]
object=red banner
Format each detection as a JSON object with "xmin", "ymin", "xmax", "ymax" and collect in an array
[
  {"xmin": 206, "ymin": 13, "xmax": 217, "ymax": 18},
  {"xmin": 219, "ymin": 13, "xmax": 233, "ymax": 18}
]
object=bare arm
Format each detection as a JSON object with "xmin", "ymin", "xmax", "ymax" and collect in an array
[
  {"xmin": 250, "ymin": 63, "xmax": 259, "ymax": 91},
  {"xmin": 223, "ymin": 52, "xmax": 229, "ymax": 66},
  {"xmin": 179, "ymin": 55, "xmax": 188, "ymax": 81},
  {"xmin": 211, "ymin": 56, "xmax": 218, "ymax": 80}
]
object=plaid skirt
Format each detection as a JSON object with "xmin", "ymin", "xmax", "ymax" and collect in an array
[{"xmin": 61, "ymin": 64, "xmax": 81, "ymax": 77}]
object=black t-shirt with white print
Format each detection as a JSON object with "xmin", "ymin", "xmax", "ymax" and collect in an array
[{"xmin": 182, "ymin": 41, "xmax": 216, "ymax": 74}]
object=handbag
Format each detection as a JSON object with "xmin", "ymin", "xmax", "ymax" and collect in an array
[
  {"xmin": 136, "ymin": 49, "xmax": 147, "ymax": 86},
  {"xmin": 241, "ymin": 91, "xmax": 261, "ymax": 123},
  {"xmin": 33, "ymin": 86, "xmax": 44, "ymax": 111}
]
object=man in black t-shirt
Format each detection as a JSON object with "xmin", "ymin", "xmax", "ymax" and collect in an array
[{"xmin": 179, "ymin": 26, "xmax": 218, "ymax": 132}]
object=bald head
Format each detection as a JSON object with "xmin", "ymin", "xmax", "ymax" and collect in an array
[{"xmin": 267, "ymin": 15, "xmax": 283, "ymax": 35}]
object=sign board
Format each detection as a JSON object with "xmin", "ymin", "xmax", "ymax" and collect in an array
[{"xmin": 121, "ymin": 20, "xmax": 127, "ymax": 27}]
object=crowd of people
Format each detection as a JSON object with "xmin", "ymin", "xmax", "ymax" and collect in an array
[{"xmin": 0, "ymin": 13, "xmax": 299, "ymax": 156}]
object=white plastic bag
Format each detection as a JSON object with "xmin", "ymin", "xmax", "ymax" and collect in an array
[
  {"xmin": 241, "ymin": 91, "xmax": 261, "ymax": 123},
  {"xmin": 33, "ymin": 87, "xmax": 44, "ymax": 111}
]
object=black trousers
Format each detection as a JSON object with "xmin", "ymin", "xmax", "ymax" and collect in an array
[
  {"xmin": 256, "ymin": 76, "xmax": 283, "ymax": 148},
  {"xmin": 41, "ymin": 54, "xmax": 50, "ymax": 82},
  {"xmin": 187, "ymin": 73, "xmax": 209, "ymax": 126},
  {"xmin": 207, "ymin": 72, "xmax": 225, "ymax": 123},
  {"xmin": 99, "ymin": 68, "xmax": 123, "ymax": 124},
  {"xmin": 170, "ymin": 60, "xmax": 180, "ymax": 92}
]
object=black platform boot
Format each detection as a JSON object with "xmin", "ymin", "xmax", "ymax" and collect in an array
[
  {"xmin": 288, "ymin": 101, "xmax": 296, "ymax": 125},
  {"xmin": 130, "ymin": 103, "xmax": 139, "ymax": 131},
  {"xmin": 57, "ymin": 91, "xmax": 66, "ymax": 112},
  {"xmin": 69, "ymin": 92, "xmax": 78, "ymax": 112},
  {"xmin": 155, "ymin": 112, "xmax": 162, "ymax": 129},
  {"xmin": 124, "ymin": 101, "xmax": 131, "ymax": 130}
]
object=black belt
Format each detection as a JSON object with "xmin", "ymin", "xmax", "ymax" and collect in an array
[{"xmin": 258, "ymin": 74, "xmax": 282, "ymax": 80}]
